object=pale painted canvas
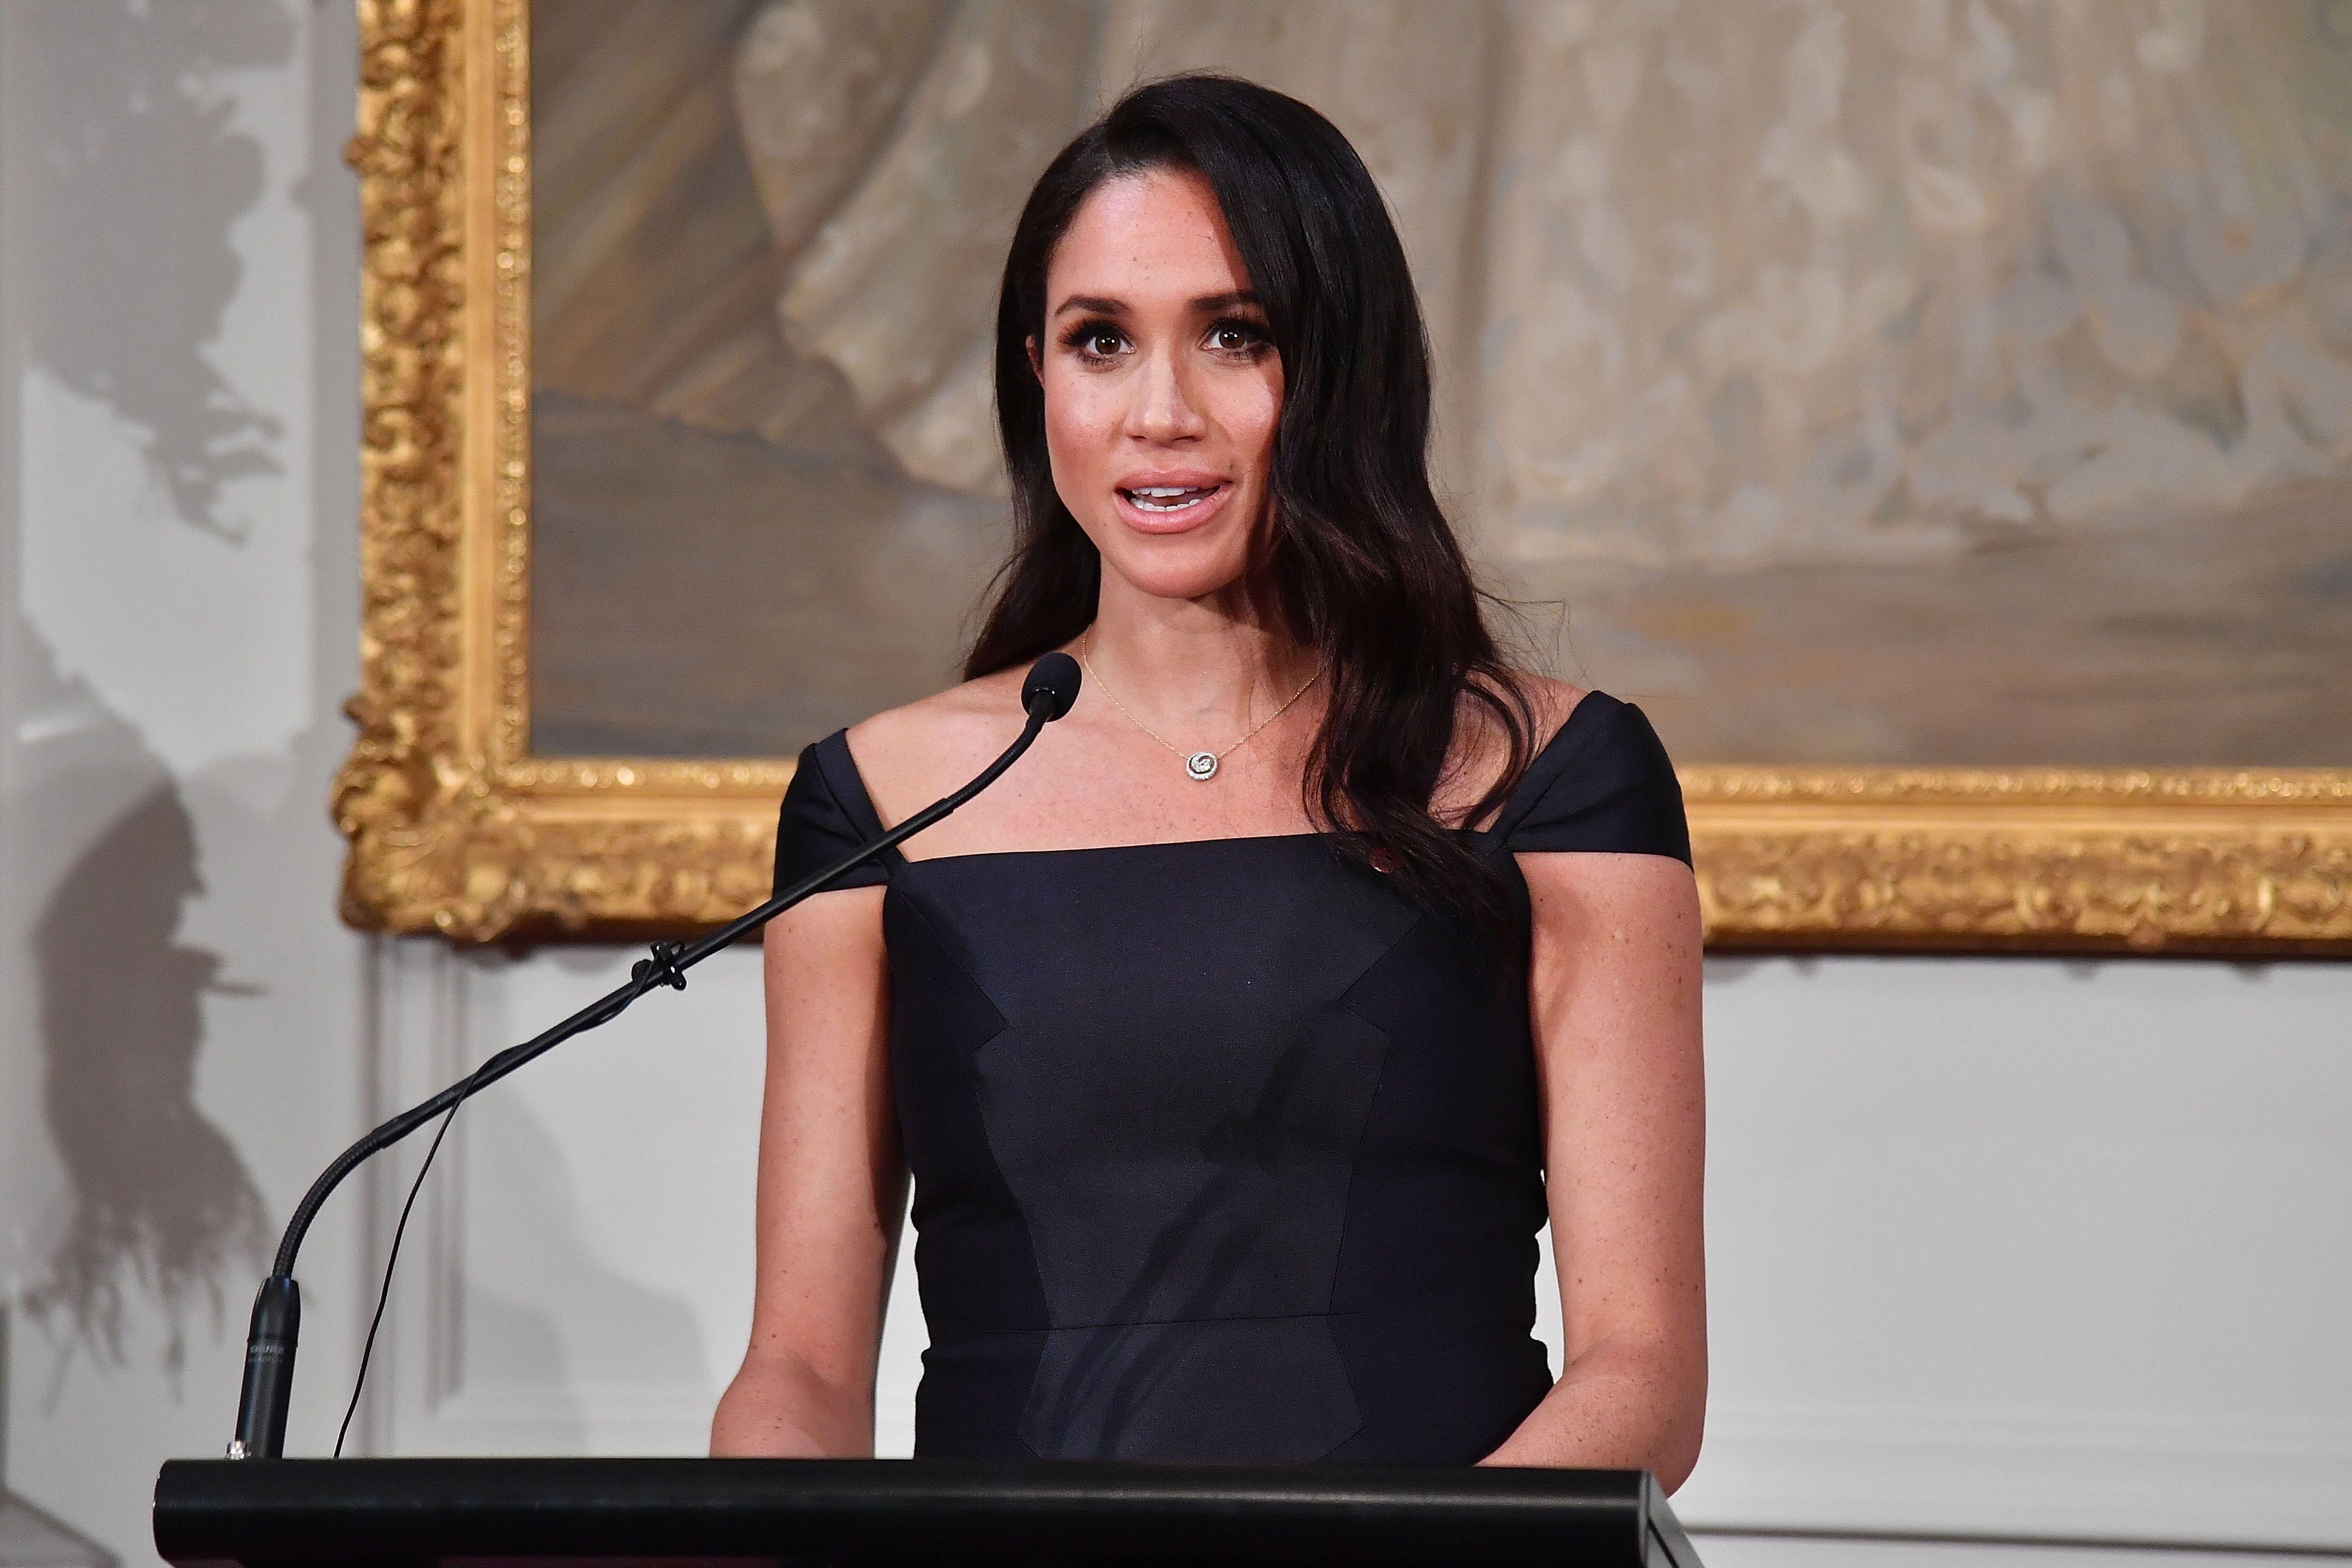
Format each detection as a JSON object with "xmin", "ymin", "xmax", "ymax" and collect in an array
[{"xmin": 529, "ymin": 0, "xmax": 2352, "ymax": 765}]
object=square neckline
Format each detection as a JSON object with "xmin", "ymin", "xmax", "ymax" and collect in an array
[{"xmin": 817, "ymin": 689, "xmax": 1615, "ymax": 870}]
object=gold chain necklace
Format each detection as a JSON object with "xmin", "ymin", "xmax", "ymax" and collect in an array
[{"xmin": 1077, "ymin": 627, "xmax": 1320, "ymax": 782}]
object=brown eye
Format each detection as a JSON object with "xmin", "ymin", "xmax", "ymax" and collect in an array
[
  {"xmin": 1082, "ymin": 329, "xmax": 1127, "ymax": 357},
  {"xmin": 1212, "ymin": 325, "xmax": 1253, "ymax": 351}
]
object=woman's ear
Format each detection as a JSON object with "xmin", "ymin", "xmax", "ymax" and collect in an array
[{"xmin": 1026, "ymin": 335, "xmax": 1043, "ymax": 383}]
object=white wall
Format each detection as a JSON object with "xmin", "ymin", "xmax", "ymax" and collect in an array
[
  {"xmin": 1686, "ymin": 957, "xmax": 2352, "ymax": 1562},
  {"xmin": 1, "ymin": 0, "xmax": 369, "ymax": 1559},
  {"xmin": 2, "ymin": 5, "xmax": 2348, "ymax": 1567}
]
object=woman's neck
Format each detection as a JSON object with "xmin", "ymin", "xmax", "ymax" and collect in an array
[{"xmin": 1081, "ymin": 576, "xmax": 1318, "ymax": 736}]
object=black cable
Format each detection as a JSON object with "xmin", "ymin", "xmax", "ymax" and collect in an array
[
  {"xmin": 335, "ymin": 1094, "xmax": 464, "ymax": 1458},
  {"xmin": 325, "ymin": 940, "xmax": 694, "ymax": 1455},
  {"xmin": 325, "ymin": 954, "xmax": 675, "ymax": 1458}
]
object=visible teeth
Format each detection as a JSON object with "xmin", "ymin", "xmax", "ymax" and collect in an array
[{"xmin": 1125, "ymin": 484, "xmax": 1215, "ymax": 513}]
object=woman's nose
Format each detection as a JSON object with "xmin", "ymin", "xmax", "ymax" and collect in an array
[{"xmin": 1128, "ymin": 349, "xmax": 1208, "ymax": 443}]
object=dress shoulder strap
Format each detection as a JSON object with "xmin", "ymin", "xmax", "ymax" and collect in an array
[
  {"xmin": 1489, "ymin": 692, "xmax": 1692, "ymax": 864},
  {"xmin": 772, "ymin": 729, "xmax": 899, "ymax": 896}
]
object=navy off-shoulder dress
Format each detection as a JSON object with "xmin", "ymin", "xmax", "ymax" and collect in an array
[{"xmin": 771, "ymin": 690, "xmax": 1691, "ymax": 1464}]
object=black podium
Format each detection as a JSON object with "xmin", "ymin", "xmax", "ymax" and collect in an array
[{"xmin": 155, "ymin": 1457, "xmax": 1704, "ymax": 1566}]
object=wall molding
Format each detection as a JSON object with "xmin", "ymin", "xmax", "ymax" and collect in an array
[
  {"xmin": 1682, "ymin": 1403, "xmax": 2352, "ymax": 1553},
  {"xmin": 366, "ymin": 937, "xmax": 732, "ymax": 1458}
]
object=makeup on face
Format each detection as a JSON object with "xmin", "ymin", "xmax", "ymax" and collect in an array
[{"xmin": 1032, "ymin": 169, "xmax": 1284, "ymax": 598}]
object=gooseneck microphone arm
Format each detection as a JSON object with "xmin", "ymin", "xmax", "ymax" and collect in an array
[{"xmin": 230, "ymin": 654, "xmax": 1082, "ymax": 1460}]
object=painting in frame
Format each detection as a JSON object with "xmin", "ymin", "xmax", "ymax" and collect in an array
[{"xmin": 333, "ymin": 0, "xmax": 2352, "ymax": 954}]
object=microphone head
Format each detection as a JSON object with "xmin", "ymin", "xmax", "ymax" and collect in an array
[{"xmin": 1022, "ymin": 651, "xmax": 1082, "ymax": 721}]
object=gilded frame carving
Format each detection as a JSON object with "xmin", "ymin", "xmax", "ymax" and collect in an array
[{"xmin": 334, "ymin": 0, "xmax": 2352, "ymax": 955}]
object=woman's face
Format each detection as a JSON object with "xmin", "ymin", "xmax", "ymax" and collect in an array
[{"xmin": 1032, "ymin": 167, "xmax": 1284, "ymax": 605}]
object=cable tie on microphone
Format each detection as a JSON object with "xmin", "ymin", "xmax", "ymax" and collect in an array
[{"xmin": 632, "ymin": 940, "xmax": 688, "ymax": 992}]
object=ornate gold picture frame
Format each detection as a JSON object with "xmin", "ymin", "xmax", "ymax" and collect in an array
[{"xmin": 334, "ymin": 0, "xmax": 2352, "ymax": 955}]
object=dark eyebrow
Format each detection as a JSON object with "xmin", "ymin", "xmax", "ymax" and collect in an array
[
  {"xmin": 1191, "ymin": 290, "xmax": 1260, "ymax": 313},
  {"xmin": 1049, "ymin": 290, "xmax": 1262, "ymax": 319}
]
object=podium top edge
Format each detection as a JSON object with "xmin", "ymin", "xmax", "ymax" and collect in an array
[
  {"xmin": 157, "ymin": 1454, "xmax": 1653, "ymax": 1507},
  {"xmin": 154, "ymin": 1459, "xmax": 1689, "ymax": 1568}
]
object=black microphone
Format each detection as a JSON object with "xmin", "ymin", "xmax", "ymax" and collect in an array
[
  {"xmin": 229, "ymin": 654, "xmax": 1081, "ymax": 1459},
  {"xmin": 1022, "ymin": 650, "xmax": 1080, "ymax": 720}
]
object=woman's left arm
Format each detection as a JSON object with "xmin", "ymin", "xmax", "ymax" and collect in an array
[{"xmin": 1481, "ymin": 850, "xmax": 1707, "ymax": 1488}]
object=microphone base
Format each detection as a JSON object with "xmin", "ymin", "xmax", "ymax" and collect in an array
[{"xmin": 230, "ymin": 1275, "xmax": 301, "ymax": 1460}]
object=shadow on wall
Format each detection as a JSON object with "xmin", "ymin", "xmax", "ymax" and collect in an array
[
  {"xmin": 8, "ymin": 0, "xmax": 310, "ymax": 1388},
  {"xmin": 21, "ymin": 766, "xmax": 269, "ymax": 1387},
  {"xmin": 13, "ymin": 0, "xmax": 295, "ymax": 537}
]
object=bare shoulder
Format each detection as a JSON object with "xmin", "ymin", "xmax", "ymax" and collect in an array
[
  {"xmin": 1475, "ymin": 668, "xmax": 1589, "ymax": 753},
  {"xmin": 1435, "ymin": 670, "xmax": 1590, "ymax": 825},
  {"xmin": 843, "ymin": 665, "xmax": 1036, "ymax": 829},
  {"xmin": 1512, "ymin": 671, "xmax": 1591, "ymax": 744}
]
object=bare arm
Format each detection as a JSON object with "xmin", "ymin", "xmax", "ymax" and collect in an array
[
  {"xmin": 709, "ymin": 887, "xmax": 902, "ymax": 1456},
  {"xmin": 1480, "ymin": 851, "xmax": 1708, "ymax": 1488}
]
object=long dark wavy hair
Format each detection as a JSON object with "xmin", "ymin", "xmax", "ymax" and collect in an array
[{"xmin": 966, "ymin": 73, "xmax": 1536, "ymax": 931}]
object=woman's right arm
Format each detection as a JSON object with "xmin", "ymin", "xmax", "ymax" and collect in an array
[{"xmin": 709, "ymin": 886, "xmax": 901, "ymax": 1456}]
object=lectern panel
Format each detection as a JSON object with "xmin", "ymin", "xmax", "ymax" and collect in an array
[{"xmin": 154, "ymin": 1458, "xmax": 1703, "ymax": 1567}]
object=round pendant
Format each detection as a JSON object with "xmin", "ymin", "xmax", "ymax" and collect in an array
[{"xmin": 1185, "ymin": 750, "xmax": 1220, "ymax": 782}]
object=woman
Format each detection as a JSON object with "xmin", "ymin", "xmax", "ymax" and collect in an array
[{"xmin": 711, "ymin": 74, "xmax": 1705, "ymax": 1482}]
